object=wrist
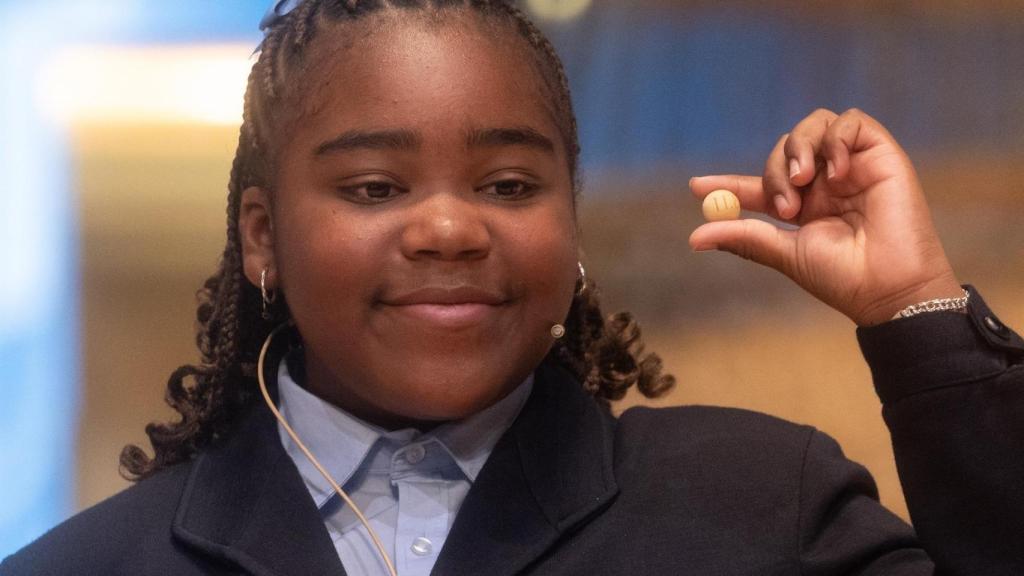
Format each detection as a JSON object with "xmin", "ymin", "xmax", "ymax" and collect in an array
[
  {"xmin": 890, "ymin": 288, "xmax": 969, "ymax": 320},
  {"xmin": 855, "ymin": 275, "xmax": 964, "ymax": 327}
]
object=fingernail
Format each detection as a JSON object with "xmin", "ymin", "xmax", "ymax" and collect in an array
[
  {"xmin": 788, "ymin": 158, "xmax": 800, "ymax": 180},
  {"xmin": 693, "ymin": 244, "xmax": 718, "ymax": 252},
  {"xmin": 773, "ymin": 194, "xmax": 790, "ymax": 216},
  {"xmin": 827, "ymin": 160, "xmax": 836, "ymax": 179}
]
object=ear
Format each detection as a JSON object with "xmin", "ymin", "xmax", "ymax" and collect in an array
[{"xmin": 239, "ymin": 186, "xmax": 278, "ymax": 292}]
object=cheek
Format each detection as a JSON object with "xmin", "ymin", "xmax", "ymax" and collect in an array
[
  {"xmin": 500, "ymin": 204, "xmax": 579, "ymax": 317},
  {"xmin": 275, "ymin": 205, "xmax": 390, "ymax": 322}
]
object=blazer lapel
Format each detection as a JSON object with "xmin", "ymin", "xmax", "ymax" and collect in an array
[
  {"xmin": 431, "ymin": 361, "xmax": 620, "ymax": 576},
  {"xmin": 171, "ymin": 333, "xmax": 346, "ymax": 576}
]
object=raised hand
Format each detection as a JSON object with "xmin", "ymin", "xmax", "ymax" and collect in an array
[{"xmin": 689, "ymin": 108, "xmax": 962, "ymax": 326}]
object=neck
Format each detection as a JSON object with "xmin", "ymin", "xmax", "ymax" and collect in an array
[{"xmin": 294, "ymin": 347, "xmax": 445, "ymax": 432}]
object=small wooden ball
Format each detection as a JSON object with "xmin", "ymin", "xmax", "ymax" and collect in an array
[{"xmin": 702, "ymin": 189, "xmax": 741, "ymax": 222}]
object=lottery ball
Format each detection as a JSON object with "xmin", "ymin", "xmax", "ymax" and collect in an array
[{"xmin": 702, "ymin": 189, "xmax": 741, "ymax": 222}]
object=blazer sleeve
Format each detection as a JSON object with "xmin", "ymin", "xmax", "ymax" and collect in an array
[
  {"xmin": 856, "ymin": 285, "xmax": 1024, "ymax": 575},
  {"xmin": 797, "ymin": 427, "xmax": 933, "ymax": 575}
]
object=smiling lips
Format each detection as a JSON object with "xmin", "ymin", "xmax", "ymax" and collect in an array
[{"xmin": 381, "ymin": 286, "xmax": 508, "ymax": 329}]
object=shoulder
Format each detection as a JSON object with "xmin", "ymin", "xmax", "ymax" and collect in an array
[
  {"xmin": 611, "ymin": 404, "xmax": 880, "ymax": 506},
  {"xmin": 612, "ymin": 404, "xmax": 822, "ymax": 491},
  {"xmin": 0, "ymin": 462, "xmax": 193, "ymax": 575},
  {"xmin": 615, "ymin": 403, "xmax": 816, "ymax": 455},
  {"xmin": 608, "ymin": 405, "xmax": 887, "ymax": 541}
]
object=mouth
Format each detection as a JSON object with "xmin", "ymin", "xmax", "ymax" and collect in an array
[{"xmin": 378, "ymin": 286, "xmax": 509, "ymax": 329}]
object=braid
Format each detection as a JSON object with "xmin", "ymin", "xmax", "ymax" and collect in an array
[
  {"xmin": 291, "ymin": 0, "xmax": 327, "ymax": 48},
  {"xmin": 121, "ymin": 0, "xmax": 672, "ymax": 481},
  {"xmin": 259, "ymin": 30, "xmax": 283, "ymax": 101},
  {"xmin": 550, "ymin": 282, "xmax": 675, "ymax": 405},
  {"xmin": 120, "ymin": 62, "xmax": 283, "ymax": 480},
  {"xmin": 488, "ymin": 0, "xmax": 580, "ymax": 181}
]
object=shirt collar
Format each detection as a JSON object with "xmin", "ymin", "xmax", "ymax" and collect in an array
[
  {"xmin": 275, "ymin": 351, "xmax": 533, "ymax": 505},
  {"xmin": 429, "ymin": 375, "xmax": 533, "ymax": 481},
  {"xmin": 276, "ymin": 357, "xmax": 382, "ymax": 508}
]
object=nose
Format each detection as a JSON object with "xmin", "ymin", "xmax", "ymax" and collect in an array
[{"xmin": 400, "ymin": 192, "xmax": 491, "ymax": 261}]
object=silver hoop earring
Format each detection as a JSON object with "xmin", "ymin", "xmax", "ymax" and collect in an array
[
  {"xmin": 576, "ymin": 261, "xmax": 587, "ymax": 297},
  {"xmin": 261, "ymin": 268, "xmax": 277, "ymax": 320}
]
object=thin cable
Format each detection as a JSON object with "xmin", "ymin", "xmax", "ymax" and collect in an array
[{"xmin": 257, "ymin": 323, "xmax": 398, "ymax": 576}]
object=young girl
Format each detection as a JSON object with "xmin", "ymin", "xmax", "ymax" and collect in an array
[{"xmin": 4, "ymin": 1, "xmax": 1023, "ymax": 574}]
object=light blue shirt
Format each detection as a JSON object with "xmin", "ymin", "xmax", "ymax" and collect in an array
[{"xmin": 275, "ymin": 356, "xmax": 533, "ymax": 576}]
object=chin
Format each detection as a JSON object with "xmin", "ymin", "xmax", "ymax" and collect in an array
[
  {"xmin": 374, "ymin": 332, "xmax": 550, "ymax": 412},
  {"xmin": 377, "ymin": 357, "xmax": 533, "ymax": 422}
]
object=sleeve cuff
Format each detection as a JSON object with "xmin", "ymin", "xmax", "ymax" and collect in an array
[{"xmin": 856, "ymin": 285, "xmax": 1024, "ymax": 404}]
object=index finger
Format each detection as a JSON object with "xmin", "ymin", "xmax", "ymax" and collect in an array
[{"xmin": 689, "ymin": 174, "xmax": 773, "ymax": 216}]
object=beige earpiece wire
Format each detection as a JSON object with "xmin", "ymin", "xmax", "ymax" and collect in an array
[{"xmin": 258, "ymin": 323, "xmax": 398, "ymax": 576}]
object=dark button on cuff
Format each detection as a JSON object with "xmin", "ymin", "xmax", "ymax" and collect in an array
[
  {"xmin": 964, "ymin": 285, "xmax": 1024, "ymax": 355},
  {"xmin": 983, "ymin": 315, "xmax": 1011, "ymax": 339}
]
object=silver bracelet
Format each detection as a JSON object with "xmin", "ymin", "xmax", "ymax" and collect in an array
[{"xmin": 891, "ymin": 288, "xmax": 970, "ymax": 320}]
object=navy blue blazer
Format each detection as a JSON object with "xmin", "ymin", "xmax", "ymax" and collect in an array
[{"xmin": 3, "ymin": 287, "xmax": 1023, "ymax": 575}]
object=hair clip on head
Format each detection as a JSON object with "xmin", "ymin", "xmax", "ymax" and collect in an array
[{"xmin": 259, "ymin": 0, "xmax": 306, "ymax": 33}]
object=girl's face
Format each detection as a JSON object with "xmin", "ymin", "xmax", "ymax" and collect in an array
[{"xmin": 241, "ymin": 12, "xmax": 578, "ymax": 428}]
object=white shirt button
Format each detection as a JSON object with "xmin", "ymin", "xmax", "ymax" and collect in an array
[
  {"xmin": 410, "ymin": 536, "xmax": 433, "ymax": 556},
  {"xmin": 405, "ymin": 444, "xmax": 426, "ymax": 464}
]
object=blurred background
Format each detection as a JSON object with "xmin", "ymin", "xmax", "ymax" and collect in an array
[{"xmin": 2, "ymin": 0, "xmax": 1023, "ymax": 558}]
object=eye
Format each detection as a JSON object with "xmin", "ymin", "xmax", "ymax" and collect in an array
[
  {"xmin": 337, "ymin": 180, "xmax": 405, "ymax": 204},
  {"xmin": 482, "ymin": 179, "xmax": 538, "ymax": 200}
]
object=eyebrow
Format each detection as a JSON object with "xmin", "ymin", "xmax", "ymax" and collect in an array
[
  {"xmin": 313, "ymin": 126, "xmax": 555, "ymax": 157},
  {"xmin": 314, "ymin": 129, "xmax": 422, "ymax": 156},
  {"xmin": 465, "ymin": 127, "xmax": 555, "ymax": 154}
]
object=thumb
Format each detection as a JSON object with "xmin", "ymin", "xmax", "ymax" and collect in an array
[{"xmin": 689, "ymin": 219, "xmax": 798, "ymax": 278}]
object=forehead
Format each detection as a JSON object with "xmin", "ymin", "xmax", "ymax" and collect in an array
[{"xmin": 281, "ymin": 9, "xmax": 562, "ymax": 150}]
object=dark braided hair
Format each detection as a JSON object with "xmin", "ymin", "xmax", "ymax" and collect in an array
[{"xmin": 121, "ymin": 0, "xmax": 674, "ymax": 481}]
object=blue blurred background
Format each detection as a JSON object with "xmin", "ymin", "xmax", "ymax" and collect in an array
[{"xmin": 2, "ymin": 0, "xmax": 1022, "ymax": 558}]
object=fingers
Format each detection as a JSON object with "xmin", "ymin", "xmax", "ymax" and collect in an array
[
  {"xmin": 689, "ymin": 171, "xmax": 799, "ymax": 223},
  {"xmin": 691, "ymin": 109, "xmax": 898, "ymax": 223},
  {"xmin": 765, "ymin": 109, "xmax": 838, "ymax": 220},
  {"xmin": 761, "ymin": 108, "xmax": 896, "ymax": 216},
  {"xmin": 689, "ymin": 218, "xmax": 798, "ymax": 279},
  {"xmin": 781, "ymin": 108, "xmax": 838, "ymax": 187},
  {"xmin": 783, "ymin": 108, "xmax": 894, "ymax": 187},
  {"xmin": 690, "ymin": 110, "xmax": 843, "ymax": 222},
  {"xmin": 819, "ymin": 108, "xmax": 894, "ymax": 185},
  {"xmin": 689, "ymin": 174, "xmax": 768, "ymax": 213},
  {"xmin": 764, "ymin": 134, "xmax": 802, "ymax": 220},
  {"xmin": 687, "ymin": 108, "xmax": 923, "ymax": 317}
]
